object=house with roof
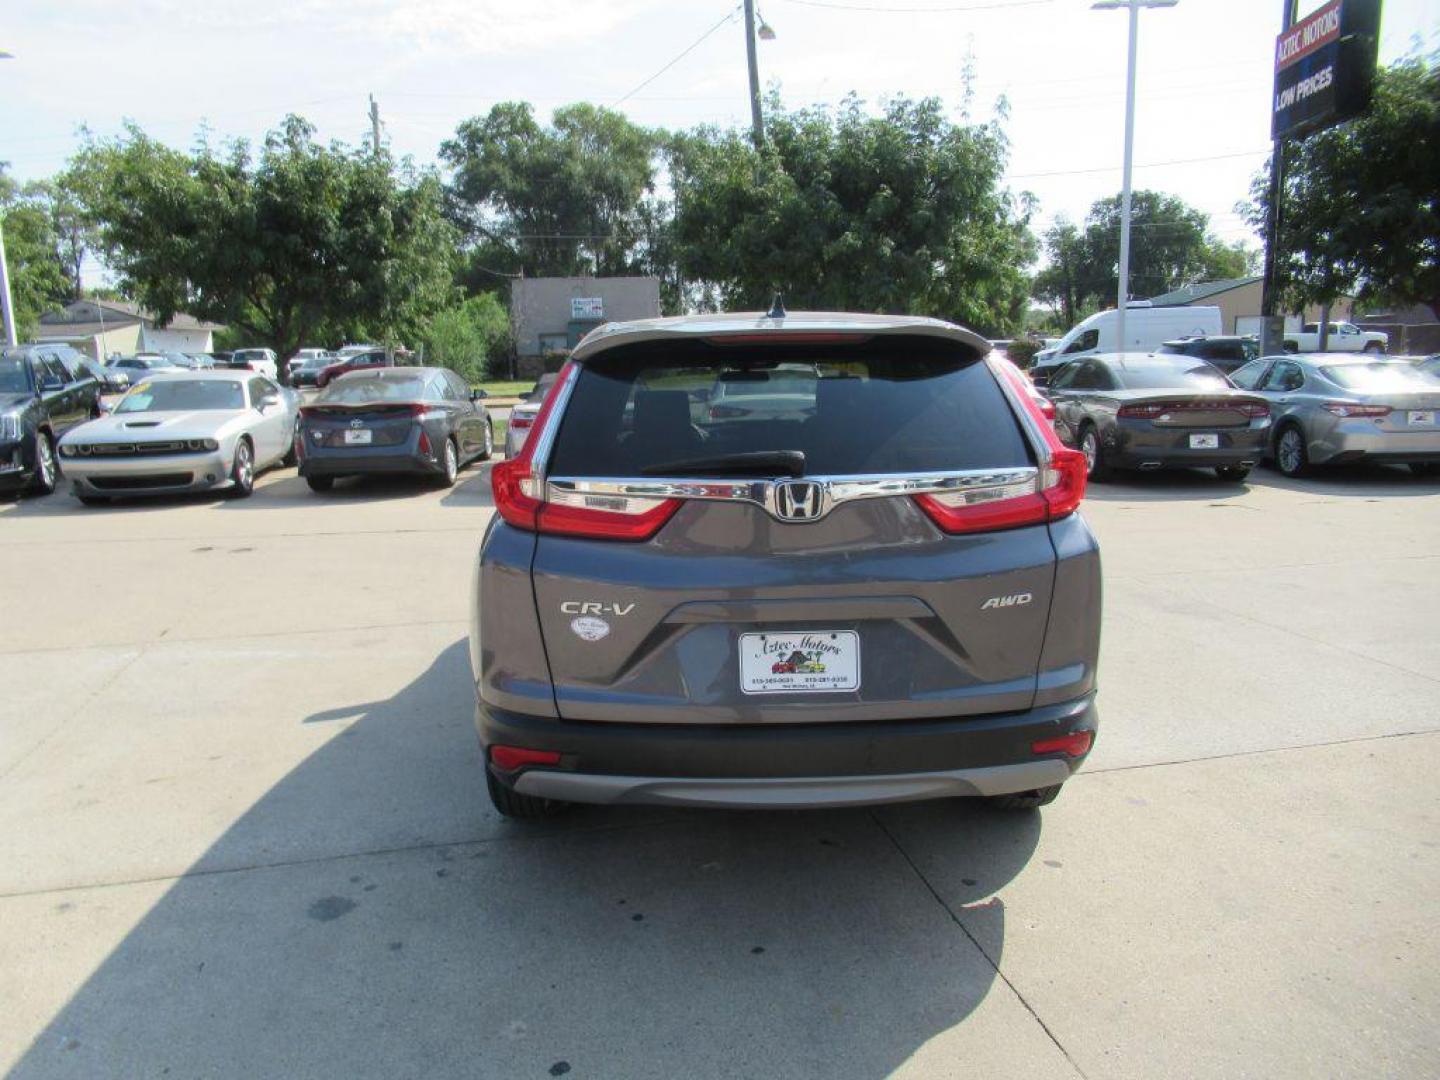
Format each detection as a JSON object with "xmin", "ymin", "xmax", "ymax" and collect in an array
[
  {"xmin": 1147, "ymin": 276, "xmax": 1352, "ymax": 336},
  {"xmin": 32, "ymin": 299, "xmax": 227, "ymax": 359}
]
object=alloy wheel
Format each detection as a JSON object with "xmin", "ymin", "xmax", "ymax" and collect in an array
[
  {"xmin": 1278, "ymin": 429, "xmax": 1304, "ymax": 475},
  {"xmin": 1081, "ymin": 430, "xmax": 1098, "ymax": 474},
  {"xmin": 36, "ymin": 434, "xmax": 56, "ymax": 491},
  {"xmin": 445, "ymin": 440, "xmax": 458, "ymax": 483}
]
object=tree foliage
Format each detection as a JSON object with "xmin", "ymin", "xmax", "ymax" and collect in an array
[
  {"xmin": 0, "ymin": 166, "xmax": 70, "ymax": 339},
  {"xmin": 422, "ymin": 292, "xmax": 512, "ymax": 382},
  {"xmin": 441, "ymin": 103, "xmax": 660, "ymax": 279},
  {"xmin": 70, "ymin": 117, "xmax": 457, "ymax": 375},
  {"xmin": 668, "ymin": 95, "xmax": 1037, "ymax": 335},
  {"xmin": 1032, "ymin": 191, "xmax": 1254, "ymax": 326},
  {"xmin": 1248, "ymin": 59, "xmax": 1440, "ymax": 318}
]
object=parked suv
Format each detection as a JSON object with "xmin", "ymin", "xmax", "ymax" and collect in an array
[
  {"xmin": 1154, "ymin": 335, "xmax": 1259, "ymax": 374},
  {"xmin": 0, "ymin": 344, "xmax": 103, "ymax": 496},
  {"xmin": 471, "ymin": 312, "xmax": 1101, "ymax": 818}
]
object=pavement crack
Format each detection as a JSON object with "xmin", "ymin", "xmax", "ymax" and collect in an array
[
  {"xmin": 1083, "ymin": 726, "xmax": 1440, "ymax": 777},
  {"xmin": 869, "ymin": 811, "xmax": 1091, "ymax": 1080}
]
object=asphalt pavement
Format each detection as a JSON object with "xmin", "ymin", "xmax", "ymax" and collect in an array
[{"xmin": 1, "ymin": 461, "xmax": 1436, "ymax": 1079}]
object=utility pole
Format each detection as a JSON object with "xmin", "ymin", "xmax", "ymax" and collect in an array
[
  {"xmin": 743, "ymin": 0, "xmax": 764, "ymax": 147},
  {"xmin": 0, "ymin": 219, "xmax": 17, "ymax": 347},
  {"xmin": 1092, "ymin": 1, "xmax": 1177, "ymax": 355},
  {"xmin": 1260, "ymin": 0, "xmax": 1295, "ymax": 357},
  {"xmin": 369, "ymin": 94, "xmax": 382, "ymax": 158}
]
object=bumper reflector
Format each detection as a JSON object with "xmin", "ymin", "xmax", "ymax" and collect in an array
[
  {"xmin": 490, "ymin": 745, "xmax": 562, "ymax": 771},
  {"xmin": 1031, "ymin": 731, "xmax": 1093, "ymax": 758}
]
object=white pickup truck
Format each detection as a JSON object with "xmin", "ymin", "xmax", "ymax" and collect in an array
[{"xmin": 1284, "ymin": 322, "xmax": 1388, "ymax": 354}]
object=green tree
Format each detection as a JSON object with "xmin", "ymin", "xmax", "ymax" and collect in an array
[
  {"xmin": 70, "ymin": 117, "xmax": 458, "ymax": 378},
  {"xmin": 1, "ymin": 166, "xmax": 69, "ymax": 339},
  {"xmin": 1031, "ymin": 219, "xmax": 1088, "ymax": 329},
  {"xmin": 441, "ymin": 102, "xmax": 660, "ymax": 278},
  {"xmin": 1247, "ymin": 58, "xmax": 1440, "ymax": 318},
  {"xmin": 422, "ymin": 292, "xmax": 512, "ymax": 382},
  {"xmin": 669, "ymin": 95, "xmax": 1037, "ymax": 335}
]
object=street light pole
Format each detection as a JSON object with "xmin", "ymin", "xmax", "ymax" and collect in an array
[
  {"xmin": 1093, "ymin": 0, "xmax": 1177, "ymax": 354},
  {"xmin": 0, "ymin": 49, "xmax": 14, "ymax": 346},
  {"xmin": 743, "ymin": 0, "xmax": 765, "ymax": 146}
]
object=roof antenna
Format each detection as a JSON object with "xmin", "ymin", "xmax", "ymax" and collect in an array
[{"xmin": 766, "ymin": 293, "xmax": 787, "ymax": 320}]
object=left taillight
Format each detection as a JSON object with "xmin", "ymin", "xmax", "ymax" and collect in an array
[
  {"xmin": 491, "ymin": 362, "xmax": 682, "ymax": 542},
  {"xmin": 1323, "ymin": 401, "xmax": 1390, "ymax": 418}
]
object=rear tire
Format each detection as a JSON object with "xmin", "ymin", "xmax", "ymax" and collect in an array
[
  {"xmin": 306, "ymin": 475, "xmax": 334, "ymax": 493},
  {"xmin": 1274, "ymin": 424, "xmax": 1310, "ymax": 477},
  {"xmin": 281, "ymin": 425, "xmax": 299, "ymax": 467},
  {"xmin": 987, "ymin": 784, "xmax": 1063, "ymax": 810},
  {"xmin": 1363, "ymin": 342, "xmax": 1384, "ymax": 354},
  {"xmin": 1215, "ymin": 464, "xmax": 1251, "ymax": 482},
  {"xmin": 479, "ymin": 421, "xmax": 494, "ymax": 461},
  {"xmin": 436, "ymin": 437, "xmax": 459, "ymax": 488},
  {"xmin": 486, "ymin": 768, "xmax": 568, "ymax": 820},
  {"xmin": 1079, "ymin": 424, "xmax": 1112, "ymax": 482}
]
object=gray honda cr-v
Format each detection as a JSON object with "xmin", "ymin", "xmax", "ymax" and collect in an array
[{"xmin": 470, "ymin": 311, "xmax": 1100, "ymax": 818}]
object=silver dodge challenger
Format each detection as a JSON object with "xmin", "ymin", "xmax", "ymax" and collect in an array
[{"xmin": 57, "ymin": 371, "xmax": 300, "ymax": 505}]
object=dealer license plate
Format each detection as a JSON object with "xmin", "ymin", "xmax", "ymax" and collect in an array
[
  {"xmin": 739, "ymin": 631, "xmax": 860, "ymax": 694},
  {"xmin": 1408, "ymin": 410, "xmax": 1435, "ymax": 426},
  {"xmin": 344, "ymin": 428, "xmax": 372, "ymax": 445},
  {"xmin": 1189, "ymin": 433, "xmax": 1220, "ymax": 449}
]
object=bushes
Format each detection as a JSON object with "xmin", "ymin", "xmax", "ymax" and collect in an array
[
  {"xmin": 1005, "ymin": 338, "xmax": 1043, "ymax": 369},
  {"xmin": 423, "ymin": 293, "xmax": 511, "ymax": 381}
]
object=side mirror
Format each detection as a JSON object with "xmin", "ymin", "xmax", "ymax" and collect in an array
[
  {"xmin": 258, "ymin": 393, "xmax": 281, "ymax": 410},
  {"xmin": 470, "ymin": 388, "xmax": 488, "ymax": 401}
]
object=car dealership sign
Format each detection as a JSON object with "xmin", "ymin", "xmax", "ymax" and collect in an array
[{"xmin": 1272, "ymin": 0, "xmax": 1380, "ymax": 140}]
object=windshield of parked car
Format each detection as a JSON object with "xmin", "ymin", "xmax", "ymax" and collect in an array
[
  {"xmin": 317, "ymin": 375, "xmax": 428, "ymax": 403},
  {"xmin": 115, "ymin": 378, "xmax": 246, "ymax": 413},
  {"xmin": 232, "ymin": 350, "xmax": 268, "ymax": 362},
  {"xmin": 1321, "ymin": 363, "xmax": 1440, "ymax": 392},
  {"xmin": 0, "ymin": 356, "xmax": 35, "ymax": 393},
  {"xmin": 1112, "ymin": 359, "xmax": 1229, "ymax": 391},
  {"xmin": 525, "ymin": 374, "xmax": 558, "ymax": 402},
  {"xmin": 547, "ymin": 337, "xmax": 1029, "ymax": 477}
]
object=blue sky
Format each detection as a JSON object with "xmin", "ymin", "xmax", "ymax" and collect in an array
[{"xmin": 2, "ymin": 0, "xmax": 1435, "ymax": 284}]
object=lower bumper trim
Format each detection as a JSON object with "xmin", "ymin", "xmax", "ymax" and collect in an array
[{"xmin": 513, "ymin": 759, "xmax": 1071, "ymax": 808}]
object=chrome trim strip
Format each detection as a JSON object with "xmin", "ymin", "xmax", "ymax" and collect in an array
[
  {"xmin": 545, "ymin": 468, "xmax": 1039, "ymax": 521},
  {"xmin": 528, "ymin": 362, "xmax": 580, "ymax": 486}
]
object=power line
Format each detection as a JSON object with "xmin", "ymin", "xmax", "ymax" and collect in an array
[
  {"xmin": 615, "ymin": 7, "xmax": 742, "ymax": 106},
  {"xmin": 778, "ymin": 0, "xmax": 1053, "ymax": 12},
  {"xmin": 1008, "ymin": 148, "xmax": 1269, "ymax": 181}
]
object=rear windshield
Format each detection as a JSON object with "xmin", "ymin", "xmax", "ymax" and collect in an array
[
  {"xmin": 546, "ymin": 337, "xmax": 1030, "ymax": 477},
  {"xmin": 1321, "ymin": 363, "xmax": 1440, "ymax": 391},
  {"xmin": 319, "ymin": 375, "xmax": 428, "ymax": 403},
  {"xmin": 1112, "ymin": 361, "xmax": 1229, "ymax": 391}
]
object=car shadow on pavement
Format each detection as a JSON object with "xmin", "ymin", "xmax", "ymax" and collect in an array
[
  {"xmin": 1080, "ymin": 467, "xmax": 1255, "ymax": 502},
  {"xmin": 14, "ymin": 639, "xmax": 1041, "ymax": 1079},
  {"xmin": 1251, "ymin": 461, "xmax": 1440, "ymax": 498}
]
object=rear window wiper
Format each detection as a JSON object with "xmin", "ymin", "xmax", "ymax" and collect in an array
[{"xmin": 640, "ymin": 450, "xmax": 806, "ymax": 477}]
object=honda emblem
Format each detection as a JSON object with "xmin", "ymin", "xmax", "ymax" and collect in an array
[{"xmin": 773, "ymin": 480, "xmax": 826, "ymax": 522}]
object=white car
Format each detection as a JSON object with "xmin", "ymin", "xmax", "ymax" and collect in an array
[
  {"xmin": 58, "ymin": 371, "xmax": 299, "ymax": 504},
  {"xmin": 230, "ymin": 348, "xmax": 279, "ymax": 379}
]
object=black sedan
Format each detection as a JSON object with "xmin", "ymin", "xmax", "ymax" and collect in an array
[
  {"xmin": 1043, "ymin": 353, "xmax": 1271, "ymax": 482},
  {"xmin": 297, "ymin": 366, "xmax": 493, "ymax": 492},
  {"xmin": 1, "ymin": 345, "xmax": 103, "ymax": 496}
]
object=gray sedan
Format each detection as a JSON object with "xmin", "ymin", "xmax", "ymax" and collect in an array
[
  {"xmin": 1229, "ymin": 355, "xmax": 1440, "ymax": 477},
  {"xmin": 1043, "ymin": 353, "xmax": 1271, "ymax": 482},
  {"xmin": 504, "ymin": 372, "xmax": 558, "ymax": 458}
]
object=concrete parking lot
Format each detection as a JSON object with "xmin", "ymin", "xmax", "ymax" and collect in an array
[{"xmin": 2, "ymin": 463, "xmax": 1437, "ymax": 1079}]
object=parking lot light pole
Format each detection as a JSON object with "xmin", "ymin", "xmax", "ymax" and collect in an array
[
  {"xmin": 0, "ymin": 49, "xmax": 15, "ymax": 346},
  {"xmin": 1092, "ymin": 0, "xmax": 1177, "ymax": 356}
]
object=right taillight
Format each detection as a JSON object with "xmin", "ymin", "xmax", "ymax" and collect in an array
[
  {"xmin": 921, "ymin": 357, "xmax": 1087, "ymax": 534},
  {"xmin": 491, "ymin": 363, "xmax": 682, "ymax": 542},
  {"xmin": 1323, "ymin": 401, "xmax": 1390, "ymax": 418}
]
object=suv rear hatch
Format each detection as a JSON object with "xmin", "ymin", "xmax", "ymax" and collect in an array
[{"xmin": 497, "ymin": 330, "xmax": 1084, "ymax": 725}]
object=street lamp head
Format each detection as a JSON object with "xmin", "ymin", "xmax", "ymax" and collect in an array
[
  {"xmin": 757, "ymin": 18, "xmax": 776, "ymax": 41},
  {"xmin": 1092, "ymin": 1, "xmax": 1178, "ymax": 8}
]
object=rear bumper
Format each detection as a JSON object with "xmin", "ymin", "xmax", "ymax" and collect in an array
[
  {"xmin": 1110, "ymin": 421, "xmax": 1268, "ymax": 470},
  {"xmin": 478, "ymin": 692, "xmax": 1098, "ymax": 808},
  {"xmin": 1314, "ymin": 426, "xmax": 1440, "ymax": 464},
  {"xmin": 299, "ymin": 432, "xmax": 441, "ymax": 477}
]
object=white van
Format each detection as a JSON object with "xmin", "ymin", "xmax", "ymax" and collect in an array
[{"xmin": 1030, "ymin": 305, "xmax": 1222, "ymax": 383}]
